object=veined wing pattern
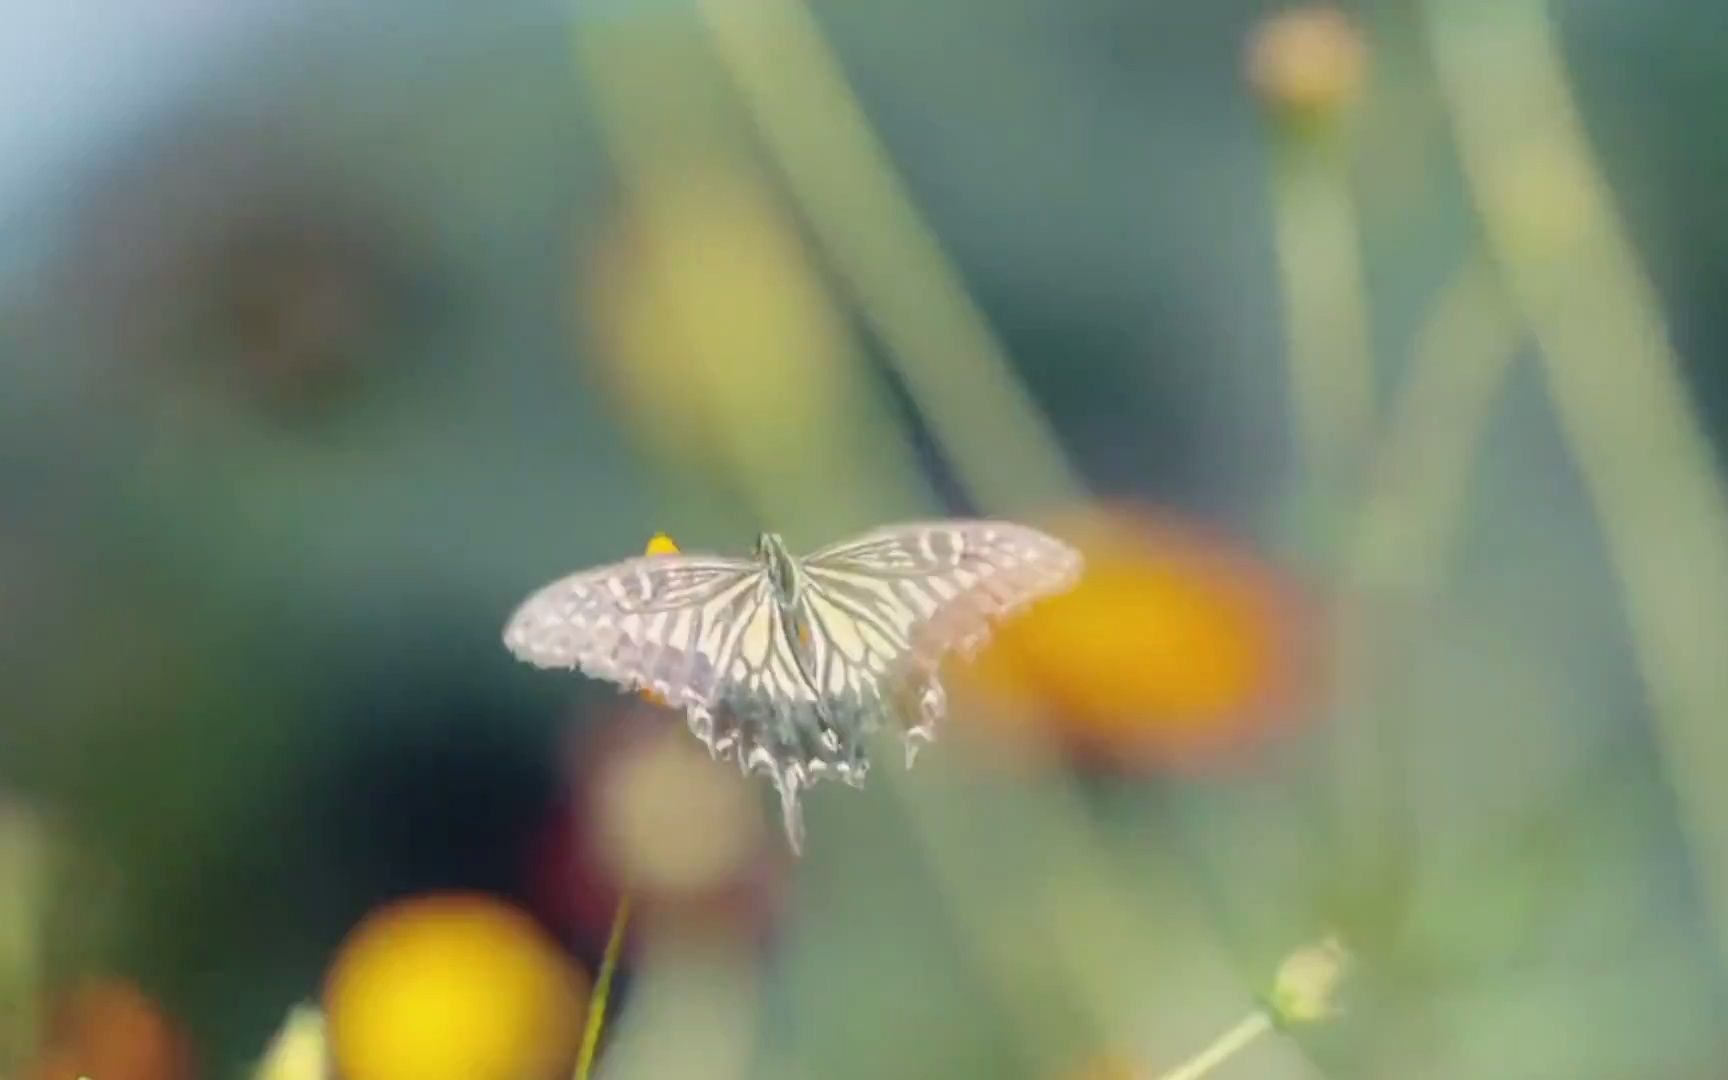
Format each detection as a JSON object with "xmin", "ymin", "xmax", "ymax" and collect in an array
[
  {"xmin": 503, "ymin": 520, "xmax": 1082, "ymax": 850},
  {"xmin": 797, "ymin": 520, "xmax": 1083, "ymax": 760},
  {"xmin": 505, "ymin": 553, "xmax": 762, "ymax": 705}
]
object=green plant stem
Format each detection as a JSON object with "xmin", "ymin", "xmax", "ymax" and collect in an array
[
  {"xmin": 575, "ymin": 891, "xmax": 633, "ymax": 1080},
  {"xmin": 695, "ymin": 0, "xmax": 1082, "ymax": 516},
  {"xmin": 1426, "ymin": 0, "xmax": 1728, "ymax": 969},
  {"xmin": 1270, "ymin": 133, "xmax": 1374, "ymax": 526},
  {"xmin": 1154, "ymin": 1010, "xmax": 1273, "ymax": 1080},
  {"xmin": 1344, "ymin": 256, "xmax": 1517, "ymax": 604}
]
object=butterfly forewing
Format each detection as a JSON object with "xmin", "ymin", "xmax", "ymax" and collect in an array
[
  {"xmin": 801, "ymin": 520, "xmax": 1083, "ymax": 671},
  {"xmin": 503, "ymin": 554, "xmax": 762, "ymax": 708}
]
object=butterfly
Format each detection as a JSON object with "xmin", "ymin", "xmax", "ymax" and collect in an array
[{"xmin": 503, "ymin": 520, "xmax": 1083, "ymax": 852}]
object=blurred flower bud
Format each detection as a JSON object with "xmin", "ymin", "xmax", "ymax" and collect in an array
[
  {"xmin": 23, "ymin": 978, "xmax": 196, "ymax": 1080},
  {"xmin": 580, "ymin": 171, "xmax": 853, "ymax": 481},
  {"xmin": 592, "ymin": 724, "xmax": 765, "ymax": 900},
  {"xmin": 1268, "ymin": 935, "xmax": 1350, "ymax": 1025},
  {"xmin": 54, "ymin": 143, "xmax": 421, "ymax": 426},
  {"xmin": 1245, "ymin": 6, "xmax": 1367, "ymax": 128},
  {"xmin": 528, "ymin": 707, "xmax": 786, "ymax": 954},
  {"xmin": 199, "ymin": 207, "xmax": 405, "ymax": 419}
]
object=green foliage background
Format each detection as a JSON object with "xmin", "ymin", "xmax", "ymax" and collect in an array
[{"xmin": 3, "ymin": 1, "xmax": 1728, "ymax": 1076}]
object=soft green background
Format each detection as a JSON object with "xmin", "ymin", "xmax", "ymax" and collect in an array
[{"xmin": 3, "ymin": 1, "xmax": 1727, "ymax": 1076}]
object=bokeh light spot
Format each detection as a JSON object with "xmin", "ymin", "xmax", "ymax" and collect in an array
[{"xmin": 323, "ymin": 893, "xmax": 588, "ymax": 1080}]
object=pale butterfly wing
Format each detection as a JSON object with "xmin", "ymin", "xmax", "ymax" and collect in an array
[
  {"xmin": 802, "ymin": 519, "xmax": 1083, "ymax": 666},
  {"xmin": 698, "ymin": 595, "xmax": 841, "ymax": 852},
  {"xmin": 503, "ymin": 550, "xmax": 839, "ymax": 851},
  {"xmin": 503, "ymin": 521, "xmax": 1082, "ymax": 853},
  {"xmin": 799, "ymin": 519, "xmax": 1083, "ymax": 755},
  {"xmin": 503, "ymin": 553, "xmax": 762, "ymax": 708}
]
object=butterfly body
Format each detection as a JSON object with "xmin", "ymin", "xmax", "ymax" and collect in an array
[
  {"xmin": 751, "ymin": 532, "xmax": 818, "ymax": 685},
  {"xmin": 504, "ymin": 520, "xmax": 1082, "ymax": 851},
  {"xmin": 754, "ymin": 531, "xmax": 804, "ymax": 607}
]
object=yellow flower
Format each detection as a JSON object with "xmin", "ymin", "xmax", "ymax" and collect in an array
[
  {"xmin": 323, "ymin": 893, "xmax": 588, "ymax": 1080},
  {"xmin": 955, "ymin": 505, "xmax": 1314, "ymax": 768}
]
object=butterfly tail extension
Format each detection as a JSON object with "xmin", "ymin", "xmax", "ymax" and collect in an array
[
  {"xmin": 677, "ymin": 677, "xmax": 845, "ymax": 852},
  {"xmin": 775, "ymin": 766, "xmax": 807, "ymax": 855},
  {"xmin": 902, "ymin": 678, "xmax": 946, "ymax": 768}
]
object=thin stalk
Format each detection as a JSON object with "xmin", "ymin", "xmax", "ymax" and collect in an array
[
  {"xmin": 1268, "ymin": 132, "xmax": 1375, "ymax": 530},
  {"xmin": 574, "ymin": 891, "xmax": 633, "ymax": 1080},
  {"xmin": 1329, "ymin": 255, "xmax": 1520, "ymax": 868},
  {"xmin": 1264, "ymin": 119, "xmax": 1382, "ymax": 868},
  {"xmin": 694, "ymin": 0, "xmax": 1082, "ymax": 516},
  {"xmin": 1154, "ymin": 1011, "xmax": 1273, "ymax": 1080},
  {"xmin": 1344, "ymin": 256, "xmax": 1518, "ymax": 603},
  {"xmin": 569, "ymin": 21, "xmax": 933, "ymax": 536}
]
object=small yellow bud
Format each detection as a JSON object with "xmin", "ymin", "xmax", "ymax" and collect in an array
[{"xmin": 1268, "ymin": 935, "xmax": 1350, "ymax": 1025}]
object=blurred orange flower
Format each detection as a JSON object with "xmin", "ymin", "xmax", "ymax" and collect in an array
[
  {"xmin": 323, "ymin": 893, "xmax": 588, "ymax": 1080},
  {"xmin": 953, "ymin": 505, "xmax": 1317, "ymax": 769},
  {"xmin": 23, "ymin": 977, "xmax": 195, "ymax": 1080}
]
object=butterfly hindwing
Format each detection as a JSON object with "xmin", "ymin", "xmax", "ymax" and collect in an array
[
  {"xmin": 703, "ymin": 596, "xmax": 841, "ymax": 851},
  {"xmin": 793, "ymin": 520, "xmax": 1081, "ymax": 769}
]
